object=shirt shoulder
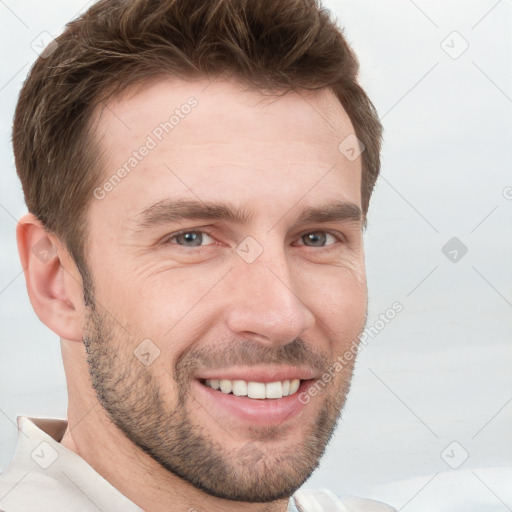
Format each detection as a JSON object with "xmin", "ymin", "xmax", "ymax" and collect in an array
[
  {"xmin": 293, "ymin": 489, "xmax": 396, "ymax": 512},
  {"xmin": 0, "ymin": 466, "xmax": 93, "ymax": 512},
  {"xmin": 0, "ymin": 416, "xmax": 142, "ymax": 512}
]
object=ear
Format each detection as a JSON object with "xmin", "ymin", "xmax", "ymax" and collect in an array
[{"xmin": 17, "ymin": 213, "xmax": 86, "ymax": 342}]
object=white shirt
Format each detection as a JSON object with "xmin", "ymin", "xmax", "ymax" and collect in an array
[{"xmin": 0, "ymin": 417, "xmax": 395, "ymax": 511}]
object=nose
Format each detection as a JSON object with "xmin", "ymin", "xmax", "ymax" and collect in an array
[{"xmin": 223, "ymin": 245, "xmax": 315, "ymax": 347}]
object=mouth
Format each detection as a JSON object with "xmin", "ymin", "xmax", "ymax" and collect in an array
[
  {"xmin": 203, "ymin": 378, "xmax": 301, "ymax": 400},
  {"xmin": 193, "ymin": 369, "xmax": 317, "ymax": 425}
]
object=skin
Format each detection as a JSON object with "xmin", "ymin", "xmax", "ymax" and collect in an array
[{"xmin": 17, "ymin": 78, "xmax": 367, "ymax": 512}]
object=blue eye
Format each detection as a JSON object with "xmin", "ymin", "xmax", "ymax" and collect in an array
[
  {"xmin": 168, "ymin": 231, "xmax": 214, "ymax": 247},
  {"xmin": 300, "ymin": 232, "xmax": 337, "ymax": 247}
]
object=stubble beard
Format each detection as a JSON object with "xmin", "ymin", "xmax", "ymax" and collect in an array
[{"xmin": 82, "ymin": 302, "xmax": 358, "ymax": 503}]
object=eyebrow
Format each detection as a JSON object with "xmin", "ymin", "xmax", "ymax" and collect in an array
[
  {"xmin": 295, "ymin": 201, "xmax": 364, "ymax": 228},
  {"xmin": 134, "ymin": 199, "xmax": 253, "ymax": 231},
  {"xmin": 133, "ymin": 198, "xmax": 364, "ymax": 232}
]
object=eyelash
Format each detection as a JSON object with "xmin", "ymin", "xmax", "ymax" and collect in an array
[{"xmin": 164, "ymin": 229, "xmax": 346, "ymax": 248}]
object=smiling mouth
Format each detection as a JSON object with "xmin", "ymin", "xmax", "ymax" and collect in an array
[{"xmin": 202, "ymin": 379, "xmax": 302, "ymax": 400}]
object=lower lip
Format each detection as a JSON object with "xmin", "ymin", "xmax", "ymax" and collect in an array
[{"xmin": 193, "ymin": 379, "xmax": 313, "ymax": 425}]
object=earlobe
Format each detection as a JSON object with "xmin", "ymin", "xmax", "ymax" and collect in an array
[{"xmin": 17, "ymin": 213, "xmax": 85, "ymax": 342}]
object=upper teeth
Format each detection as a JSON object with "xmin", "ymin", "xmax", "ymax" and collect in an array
[{"xmin": 205, "ymin": 379, "xmax": 301, "ymax": 399}]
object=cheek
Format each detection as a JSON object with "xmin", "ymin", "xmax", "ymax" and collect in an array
[
  {"xmin": 99, "ymin": 266, "xmax": 226, "ymax": 364},
  {"xmin": 301, "ymin": 264, "xmax": 367, "ymax": 340},
  {"xmin": 88, "ymin": 255, "xmax": 194, "ymax": 323}
]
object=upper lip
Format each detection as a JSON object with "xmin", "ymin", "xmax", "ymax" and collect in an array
[{"xmin": 196, "ymin": 366, "xmax": 317, "ymax": 383}]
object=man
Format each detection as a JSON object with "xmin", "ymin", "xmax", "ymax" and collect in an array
[{"xmin": 0, "ymin": 0, "xmax": 394, "ymax": 510}]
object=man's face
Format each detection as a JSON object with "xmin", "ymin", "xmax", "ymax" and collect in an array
[{"xmin": 83, "ymin": 79, "xmax": 367, "ymax": 502}]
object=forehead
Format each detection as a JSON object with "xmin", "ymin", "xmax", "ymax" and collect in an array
[
  {"xmin": 97, "ymin": 77, "xmax": 352, "ymax": 143},
  {"xmin": 90, "ymin": 78, "xmax": 361, "ymax": 224}
]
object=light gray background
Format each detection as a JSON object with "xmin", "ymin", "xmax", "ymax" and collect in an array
[{"xmin": 1, "ymin": 1, "xmax": 511, "ymax": 510}]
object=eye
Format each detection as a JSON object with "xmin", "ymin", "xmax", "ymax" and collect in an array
[
  {"xmin": 297, "ymin": 231, "xmax": 339, "ymax": 247},
  {"xmin": 167, "ymin": 230, "xmax": 215, "ymax": 247}
]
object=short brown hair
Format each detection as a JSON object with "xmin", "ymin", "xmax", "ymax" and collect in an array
[{"xmin": 13, "ymin": 0, "xmax": 382, "ymax": 275}]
